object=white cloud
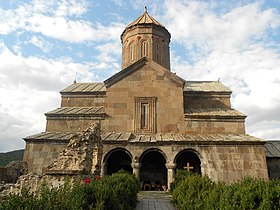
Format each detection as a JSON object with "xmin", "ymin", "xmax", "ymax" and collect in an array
[
  {"xmin": 0, "ymin": 42, "xmax": 97, "ymax": 152},
  {"xmin": 28, "ymin": 36, "xmax": 53, "ymax": 52},
  {"xmin": 165, "ymin": 1, "xmax": 280, "ymax": 140},
  {"xmin": 0, "ymin": 0, "xmax": 124, "ymax": 43},
  {"xmin": 163, "ymin": 1, "xmax": 280, "ymax": 55}
]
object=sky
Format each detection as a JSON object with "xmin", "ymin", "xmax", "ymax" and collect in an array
[{"xmin": 0, "ymin": 0, "xmax": 280, "ymax": 152}]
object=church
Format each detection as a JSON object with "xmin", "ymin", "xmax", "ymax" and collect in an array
[{"xmin": 23, "ymin": 8, "xmax": 268, "ymax": 190}]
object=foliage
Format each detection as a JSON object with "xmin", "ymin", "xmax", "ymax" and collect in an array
[
  {"xmin": 0, "ymin": 149, "xmax": 24, "ymax": 167},
  {"xmin": 0, "ymin": 171, "xmax": 140, "ymax": 210},
  {"xmin": 171, "ymin": 171, "xmax": 280, "ymax": 210}
]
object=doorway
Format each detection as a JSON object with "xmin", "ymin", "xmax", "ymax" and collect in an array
[{"xmin": 140, "ymin": 150, "xmax": 167, "ymax": 190}]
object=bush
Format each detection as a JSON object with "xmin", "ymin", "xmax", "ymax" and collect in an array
[
  {"xmin": 0, "ymin": 171, "xmax": 140, "ymax": 210},
  {"xmin": 172, "ymin": 172, "xmax": 217, "ymax": 209},
  {"xmin": 171, "ymin": 171, "xmax": 280, "ymax": 210}
]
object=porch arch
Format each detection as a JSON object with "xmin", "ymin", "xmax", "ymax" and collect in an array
[
  {"xmin": 139, "ymin": 148, "xmax": 167, "ymax": 190},
  {"xmin": 174, "ymin": 149, "xmax": 201, "ymax": 174},
  {"xmin": 103, "ymin": 148, "xmax": 133, "ymax": 175}
]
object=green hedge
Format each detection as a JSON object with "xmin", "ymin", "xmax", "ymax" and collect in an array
[
  {"xmin": 0, "ymin": 171, "xmax": 140, "ymax": 210},
  {"xmin": 171, "ymin": 171, "xmax": 280, "ymax": 210}
]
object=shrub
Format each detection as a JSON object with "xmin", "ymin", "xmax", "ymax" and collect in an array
[
  {"xmin": 171, "ymin": 171, "xmax": 280, "ymax": 210},
  {"xmin": 0, "ymin": 171, "xmax": 140, "ymax": 210},
  {"xmin": 172, "ymin": 172, "xmax": 217, "ymax": 209}
]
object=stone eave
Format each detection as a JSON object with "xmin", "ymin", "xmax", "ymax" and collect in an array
[
  {"xmin": 46, "ymin": 115, "xmax": 105, "ymax": 120},
  {"xmin": 24, "ymin": 132, "xmax": 264, "ymax": 146},
  {"xmin": 184, "ymin": 115, "xmax": 246, "ymax": 121},
  {"xmin": 184, "ymin": 91, "xmax": 231, "ymax": 97},
  {"xmin": 184, "ymin": 108, "xmax": 246, "ymax": 120},
  {"xmin": 102, "ymin": 140, "xmax": 265, "ymax": 146}
]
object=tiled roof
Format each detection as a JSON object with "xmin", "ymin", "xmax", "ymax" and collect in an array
[
  {"xmin": 24, "ymin": 132, "xmax": 74, "ymax": 142},
  {"xmin": 185, "ymin": 108, "xmax": 246, "ymax": 118},
  {"xmin": 265, "ymin": 141, "xmax": 280, "ymax": 158},
  {"xmin": 45, "ymin": 107, "xmax": 105, "ymax": 116},
  {"xmin": 184, "ymin": 81, "xmax": 231, "ymax": 93},
  {"xmin": 60, "ymin": 83, "xmax": 106, "ymax": 94},
  {"xmin": 24, "ymin": 132, "xmax": 262, "ymax": 144}
]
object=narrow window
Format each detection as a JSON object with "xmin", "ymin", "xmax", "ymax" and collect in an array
[
  {"xmin": 141, "ymin": 41, "xmax": 148, "ymax": 57},
  {"xmin": 156, "ymin": 43, "xmax": 160, "ymax": 60},
  {"xmin": 130, "ymin": 44, "xmax": 135, "ymax": 61},
  {"xmin": 140, "ymin": 103, "xmax": 148, "ymax": 129}
]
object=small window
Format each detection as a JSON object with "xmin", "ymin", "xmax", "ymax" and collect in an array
[
  {"xmin": 130, "ymin": 44, "xmax": 135, "ymax": 61},
  {"xmin": 141, "ymin": 41, "xmax": 148, "ymax": 57},
  {"xmin": 156, "ymin": 43, "xmax": 160, "ymax": 60},
  {"xmin": 135, "ymin": 97, "xmax": 157, "ymax": 133},
  {"xmin": 140, "ymin": 103, "xmax": 148, "ymax": 129}
]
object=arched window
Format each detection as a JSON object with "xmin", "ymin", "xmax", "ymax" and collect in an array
[
  {"xmin": 156, "ymin": 43, "xmax": 160, "ymax": 60},
  {"xmin": 130, "ymin": 44, "xmax": 135, "ymax": 61},
  {"xmin": 141, "ymin": 41, "xmax": 148, "ymax": 57}
]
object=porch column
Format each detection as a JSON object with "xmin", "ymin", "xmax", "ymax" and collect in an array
[
  {"xmin": 165, "ymin": 162, "xmax": 177, "ymax": 191},
  {"xmin": 131, "ymin": 162, "xmax": 141, "ymax": 181},
  {"xmin": 101, "ymin": 163, "xmax": 107, "ymax": 177}
]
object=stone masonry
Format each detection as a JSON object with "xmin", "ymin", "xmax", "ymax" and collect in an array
[{"xmin": 22, "ymin": 8, "xmax": 269, "ymax": 191}]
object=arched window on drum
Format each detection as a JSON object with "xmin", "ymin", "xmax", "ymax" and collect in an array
[
  {"xmin": 130, "ymin": 43, "xmax": 135, "ymax": 61},
  {"xmin": 141, "ymin": 41, "xmax": 148, "ymax": 57}
]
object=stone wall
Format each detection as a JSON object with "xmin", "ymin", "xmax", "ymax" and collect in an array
[
  {"xmin": 23, "ymin": 142, "xmax": 67, "ymax": 175},
  {"xmin": 184, "ymin": 119, "xmax": 246, "ymax": 134},
  {"xmin": 184, "ymin": 93, "xmax": 231, "ymax": 109},
  {"xmin": 46, "ymin": 119, "xmax": 101, "ymax": 132},
  {"xmin": 101, "ymin": 141, "xmax": 268, "ymax": 185},
  {"xmin": 104, "ymin": 60, "xmax": 185, "ymax": 133},
  {"xmin": 61, "ymin": 95, "xmax": 106, "ymax": 107},
  {"xmin": 201, "ymin": 145, "xmax": 268, "ymax": 182}
]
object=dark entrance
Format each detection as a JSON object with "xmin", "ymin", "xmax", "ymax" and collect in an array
[
  {"xmin": 175, "ymin": 150, "xmax": 201, "ymax": 174},
  {"xmin": 140, "ymin": 150, "xmax": 167, "ymax": 190},
  {"xmin": 106, "ymin": 150, "xmax": 133, "ymax": 175}
]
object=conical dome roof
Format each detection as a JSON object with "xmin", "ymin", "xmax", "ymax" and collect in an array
[{"xmin": 126, "ymin": 6, "xmax": 165, "ymax": 29}]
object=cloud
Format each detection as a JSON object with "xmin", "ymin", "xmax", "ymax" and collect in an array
[
  {"xmin": 0, "ymin": 42, "xmax": 98, "ymax": 152},
  {"xmin": 28, "ymin": 36, "xmax": 53, "ymax": 52},
  {"xmin": 164, "ymin": 1, "xmax": 280, "ymax": 140},
  {"xmin": 0, "ymin": 0, "xmax": 125, "ymax": 43}
]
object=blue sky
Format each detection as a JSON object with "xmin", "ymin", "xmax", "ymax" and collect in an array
[{"xmin": 0, "ymin": 0, "xmax": 280, "ymax": 152}]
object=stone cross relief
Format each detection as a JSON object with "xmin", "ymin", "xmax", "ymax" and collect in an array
[{"xmin": 183, "ymin": 162, "xmax": 193, "ymax": 172}]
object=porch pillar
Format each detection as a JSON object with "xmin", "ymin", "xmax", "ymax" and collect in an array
[
  {"xmin": 131, "ymin": 162, "xmax": 141, "ymax": 181},
  {"xmin": 165, "ymin": 162, "xmax": 177, "ymax": 191},
  {"xmin": 101, "ymin": 163, "xmax": 107, "ymax": 177}
]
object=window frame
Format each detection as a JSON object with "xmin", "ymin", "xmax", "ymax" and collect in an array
[{"xmin": 135, "ymin": 97, "xmax": 157, "ymax": 133}]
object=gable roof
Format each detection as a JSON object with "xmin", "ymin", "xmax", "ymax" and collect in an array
[{"xmin": 104, "ymin": 57, "xmax": 185, "ymax": 88}]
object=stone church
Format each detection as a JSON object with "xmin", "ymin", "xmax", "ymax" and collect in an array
[{"xmin": 23, "ymin": 9, "xmax": 268, "ymax": 189}]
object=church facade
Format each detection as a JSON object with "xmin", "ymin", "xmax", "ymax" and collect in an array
[{"xmin": 23, "ymin": 9, "xmax": 268, "ymax": 189}]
